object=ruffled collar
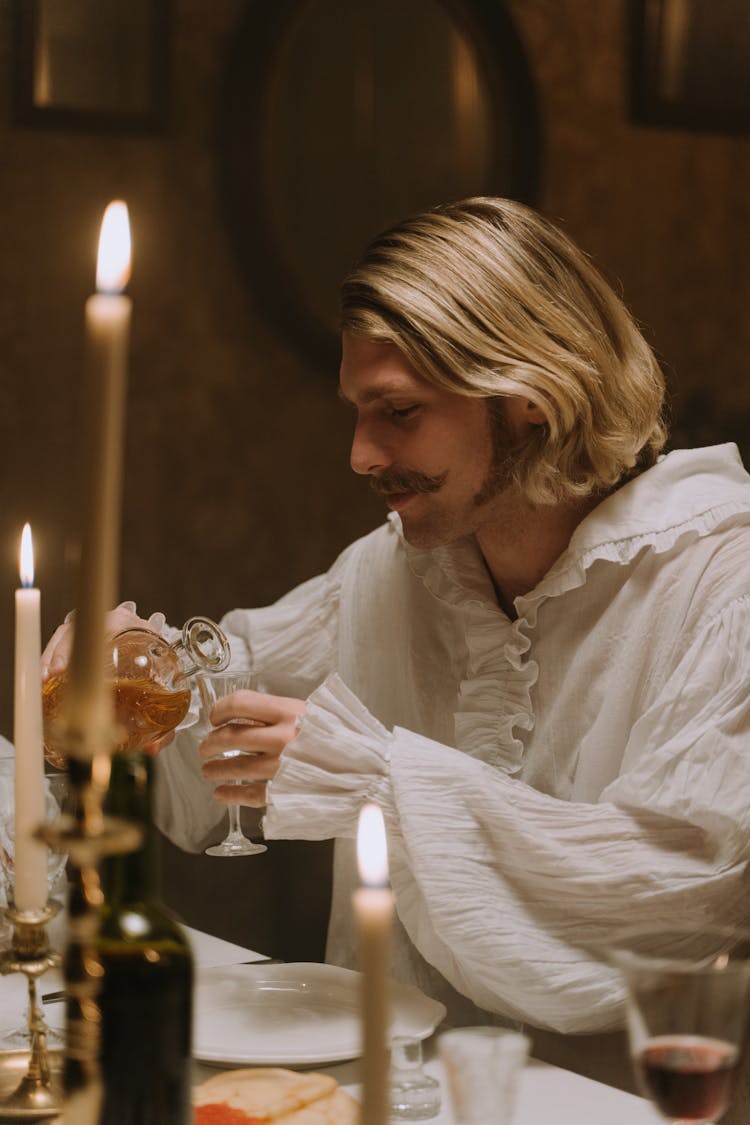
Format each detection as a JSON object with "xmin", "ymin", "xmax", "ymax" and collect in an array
[
  {"xmin": 519, "ymin": 443, "xmax": 750, "ymax": 611},
  {"xmin": 387, "ymin": 444, "xmax": 750, "ymax": 772}
]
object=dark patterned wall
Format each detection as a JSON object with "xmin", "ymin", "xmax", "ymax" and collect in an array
[{"xmin": 509, "ymin": 0, "xmax": 750, "ymax": 454}]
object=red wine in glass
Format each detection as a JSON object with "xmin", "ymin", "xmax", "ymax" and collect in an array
[{"xmin": 638, "ymin": 1035, "xmax": 739, "ymax": 1122}]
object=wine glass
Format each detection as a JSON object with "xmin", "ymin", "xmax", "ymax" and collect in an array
[
  {"xmin": 0, "ymin": 770, "xmax": 70, "ymax": 908},
  {"xmin": 610, "ymin": 924, "xmax": 750, "ymax": 1125},
  {"xmin": 197, "ymin": 670, "xmax": 267, "ymax": 857},
  {"xmin": 0, "ymin": 768, "xmax": 71, "ymax": 1048}
]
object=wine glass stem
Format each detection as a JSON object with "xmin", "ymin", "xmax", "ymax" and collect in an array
[{"xmin": 226, "ymin": 804, "xmax": 244, "ymax": 840}]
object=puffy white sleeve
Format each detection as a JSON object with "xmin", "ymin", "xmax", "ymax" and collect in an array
[
  {"xmin": 264, "ymin": 597, "xmax": 750, "ymax": 1035},
  {"xmin": 154, "ymin": 568, "xmax": 342, "ymax": 851}
]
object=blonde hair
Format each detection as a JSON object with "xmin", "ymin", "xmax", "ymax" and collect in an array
[{"xmin": 341, "ymin": 197, "xmax": 667, "ymax": 505}]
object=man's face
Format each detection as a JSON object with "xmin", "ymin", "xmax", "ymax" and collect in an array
[{"xmin": 339, "ymin": 333, "xmax": 535, "ymax": 548}]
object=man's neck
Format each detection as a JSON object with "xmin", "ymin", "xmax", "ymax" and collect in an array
[{"xmin": 476, "ymin": 494, "xmax": 598, "ymax": 618}]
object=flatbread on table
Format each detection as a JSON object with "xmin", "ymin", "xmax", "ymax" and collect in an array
[{"xmin": 194, "ymin": 1066, "xmax": 360, "ymax": 1125}]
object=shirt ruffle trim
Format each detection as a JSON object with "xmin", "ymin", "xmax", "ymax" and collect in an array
[
  {"xmin": 263, "ymin": 673, "xmax": 392, "ymax": 840},
  {"xmin": 387, "ymin": 521, "xmax": 537, "ymax": 775},
  {"xmin": 517, "ymin": 498, "xmax": 750, "ymax": 618}
]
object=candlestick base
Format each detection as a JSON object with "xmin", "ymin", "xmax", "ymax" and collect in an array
[
  {"xmin": 0, "ymin": 903, "xmax": 63, "ymax": 1120},
  {"xmin": 0, "ymin": 1049, "xmax": 63, "ymax": 1120}
]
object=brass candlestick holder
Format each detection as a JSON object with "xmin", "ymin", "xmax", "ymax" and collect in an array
[{"xmin": 0, "ymin": 901, "xmax": 63, "ymax": 1120}]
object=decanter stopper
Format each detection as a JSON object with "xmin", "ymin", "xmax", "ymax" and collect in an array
[{"xmin": 171, "ymin": 616, "xmax": 231, "ymax": 680}]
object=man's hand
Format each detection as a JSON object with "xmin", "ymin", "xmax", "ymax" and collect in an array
[
  {"xmin": 199, "ymin": 689, "xmax": 306, "ymax": 807},
  {"xmin": 41, "ymin": 606, "xmax": 152, "ymax": 682}
]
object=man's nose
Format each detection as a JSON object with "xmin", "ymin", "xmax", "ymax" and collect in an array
[{"xmin": 350, "ymin": 421, "xmax": 389, "ymax": 476}]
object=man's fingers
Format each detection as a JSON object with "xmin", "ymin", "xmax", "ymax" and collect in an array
[
  {"xmin": 210, "ymin": 782, "xmax": 268, "ymax": 808},
  {"xmin": 41, "ymin": 608, "xmax": 154, "ymax": 681},
  {"xmin": 199, "ymin": 721, "xmax": 298, "ymax": 761},
  {"xmin": 201, "ymin": 752, "xmax": 272, "ymax": 782},
  {"xmin": 41, "ymin": 624, "xmax": 73, "ymax": 680},
  {"xmin": 210, "ymin": 690, "xmax": 303, "ymax": 728}
]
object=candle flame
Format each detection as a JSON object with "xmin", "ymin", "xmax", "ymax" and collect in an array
[
  {"xmin": 19, "ymin": 523, "xmax": 34, "ymax": 588},
  {"xmin": 357, "ymin": 802, "xmax": 389, "ymax": 886},
  {"xmin": 96, "ymin": 200, "xmax": 132, "ymax": 293}
]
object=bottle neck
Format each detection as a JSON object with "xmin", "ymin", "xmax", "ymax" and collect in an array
[{"xmin": 101, "ymin": 750, "xmax": 161, "ymax": 906}]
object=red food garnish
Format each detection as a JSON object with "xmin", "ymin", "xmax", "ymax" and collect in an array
[{"xmin": 195, "ymin": 1104, "xmax": 266, "ymax": 1125}]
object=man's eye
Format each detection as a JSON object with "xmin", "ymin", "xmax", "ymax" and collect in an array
[{"xmin": 388, "ymin": 405, "xmax": 420, "ymax": 420}]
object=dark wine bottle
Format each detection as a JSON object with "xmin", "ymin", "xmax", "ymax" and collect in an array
[{"xmin": 96, "ymin": 749, "xmax": 194, "ymax": 1125}]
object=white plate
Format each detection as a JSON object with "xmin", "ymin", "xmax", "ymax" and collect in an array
[{"xmin": 193, "ymin": 961, "xmax": 446, "ymax": 1067}]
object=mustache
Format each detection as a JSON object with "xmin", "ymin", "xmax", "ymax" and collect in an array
[{"xmin": 370, "ymin": 467, "xmax": 447, "ymax": 496}]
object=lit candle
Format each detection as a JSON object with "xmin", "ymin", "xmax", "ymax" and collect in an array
[
  {"xmin": 14, "ymin": 523, "xmax": 48, "ymax": 912},
  {"xmin": 65, "ymin": 201, "xmax": 131, "ymax": 753},
  {"xmin": 354, "ymin": 802, "xmax": 394, "ymax": 1125}
]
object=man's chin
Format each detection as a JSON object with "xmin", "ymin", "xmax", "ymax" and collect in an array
[{"xmin": 397, "ymin": 514, "xmax": 462, "ymax": 550}]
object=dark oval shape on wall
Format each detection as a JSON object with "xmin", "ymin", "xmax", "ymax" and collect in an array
[{"xmin": 216, "ymin": 0, "xmax": 541, "ymax": 373}]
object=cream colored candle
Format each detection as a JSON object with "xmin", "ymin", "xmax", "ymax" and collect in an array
[
  {"xmin": 65, "ymin": 201, "xmax": 131, "ymax": 753},
  {"xmin": 354, "ymin": 802, "xmax": 394, "ymax": 1125},
  {"xmin": 14, "ymin": 523, "xmax": 48, "ymax": 912}
]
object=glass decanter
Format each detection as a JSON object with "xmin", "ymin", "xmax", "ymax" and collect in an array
[{"xmin": 43, "ymin": 616, "xmax": 231, "ymax": 764}]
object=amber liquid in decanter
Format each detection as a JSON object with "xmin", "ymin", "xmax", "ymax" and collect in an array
[
  {"xmin": 43, "ymin": 675, "xmax": 191, "ymax": 764},
  {"xmin": 43, "ymin": 616, "xmax": 230, "ymax": 764}
]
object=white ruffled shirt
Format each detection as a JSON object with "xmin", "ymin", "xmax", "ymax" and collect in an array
[{"xmin": 154, "ymin": 443, "xmax": 750, "ymax": 1037}]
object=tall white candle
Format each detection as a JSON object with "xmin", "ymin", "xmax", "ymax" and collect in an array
[
  {"xmin": 65, "ymin": 201, "xmax": 131, "ymax": 753},
  {"xmin": 14, "ymin": 523, "xmax": 48, "ymax": 912},
  {"xmin": 354, "ymin": 802, "xmax": 394, "ymax": 1125}
]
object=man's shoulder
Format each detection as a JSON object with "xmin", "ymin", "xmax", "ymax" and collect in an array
[{"xmin": 577, "ymin": 444, "xmax": 750, "ymax": 554}]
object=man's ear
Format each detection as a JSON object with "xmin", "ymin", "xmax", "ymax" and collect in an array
[
  {"xmin": 525, "ymin": 400, "xmax": 548, "ymax": 426},
  {"xmin": 503, "ymin": 394, "xmax": 549, "ymax": 432}
]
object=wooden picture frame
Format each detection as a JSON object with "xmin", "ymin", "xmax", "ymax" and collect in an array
[
  {"xmin": 215, "ymin": 0, "xmax": 540, "ymax": 373},
  {"xmin": 629, "ymin": 0, "xmax": 750, "ymax": 134},
  {"xmin": 11, "ymin": 0, "xmax": 170, "ymax": 133}
]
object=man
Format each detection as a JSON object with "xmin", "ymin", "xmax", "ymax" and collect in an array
[{"xmin": 43, "ymin": 197, "xmax": 750, "ymax": 1086}]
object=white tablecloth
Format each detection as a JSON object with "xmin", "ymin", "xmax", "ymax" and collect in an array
[
  {"xmin": 0, "ymin": 921, "xmax": 661, "ymax": 1124},
  {"xmin": 185, "ymin": 929, "xmax": 661, "ymax": 1125}
]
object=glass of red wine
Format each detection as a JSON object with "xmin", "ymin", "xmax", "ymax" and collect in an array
[{"xmin": 611, "ymin": 924, "xmax": 750, "ymax": 1125}]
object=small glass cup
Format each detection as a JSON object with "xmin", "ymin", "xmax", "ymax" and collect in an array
[
  {"xmin": 438, "ymin": 1027, "xmax": 530, "ymax": 1125},
  {"xmin": 389, "ymin": 1036, "xmax": 441, "ymax": 1119}
]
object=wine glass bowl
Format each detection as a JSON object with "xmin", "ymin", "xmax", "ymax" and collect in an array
[
  {"xmin": 196, "ymin": 670, "xmax": 267, "ymax": 857},
  {"xmin": 611, "ymin": 924, "xmax": 750, "ymax": 1124},
  {"xmin": 0, "ymin": 769, "xmax": 70, "ymax": 908}
]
